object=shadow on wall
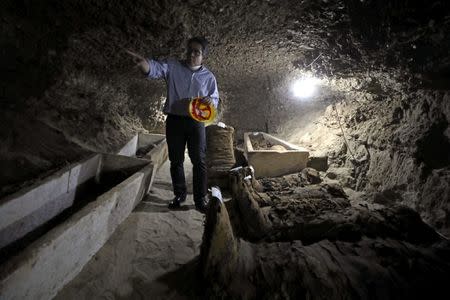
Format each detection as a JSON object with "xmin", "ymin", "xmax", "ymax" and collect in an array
[{"xmin": 415, "ymin": 116, "xmax": 450, "ymax": 178}]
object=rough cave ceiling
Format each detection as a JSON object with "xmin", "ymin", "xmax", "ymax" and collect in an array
[{"xmin": 2, "ymin": 0, "xmax": 449, "ymax": 128}]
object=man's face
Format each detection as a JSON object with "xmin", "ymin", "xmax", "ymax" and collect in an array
[{"xmin": 186, "ymin": 42, "xmax": 204, "ymax": 67}]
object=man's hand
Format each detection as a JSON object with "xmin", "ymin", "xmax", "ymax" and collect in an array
[{"xmin": 126, "ymin": 50, "xmax": 150, "ymax": 74}]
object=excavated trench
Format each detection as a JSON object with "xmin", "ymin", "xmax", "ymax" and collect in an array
[{"xmin": 1, "ymin": 0, "xmax": 449, "ymax": 299}]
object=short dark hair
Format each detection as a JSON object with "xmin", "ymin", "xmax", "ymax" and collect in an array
[{"xmin": 187, "ymin": 36, "xmax": 209, "ymax": 56}]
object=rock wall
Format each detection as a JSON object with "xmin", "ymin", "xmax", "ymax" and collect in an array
[{"xmin": 287, "ymin": 75, "xmax": 450, "ymax": 235}]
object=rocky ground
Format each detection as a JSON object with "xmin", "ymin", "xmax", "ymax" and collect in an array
[{"xmin": 198, "ymin": 166, "xmax": 450, "ymax": 299}]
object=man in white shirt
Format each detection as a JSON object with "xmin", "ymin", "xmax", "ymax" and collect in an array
[{"xmin": 127, "ymin": 37, "xmax": 219, "ymax": 213}]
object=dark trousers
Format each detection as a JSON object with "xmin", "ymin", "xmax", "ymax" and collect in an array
[{"xmin": 165, "ymin": 114, "xmax": 207, "ymax": 202}]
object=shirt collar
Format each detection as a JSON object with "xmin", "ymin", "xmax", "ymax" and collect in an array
[{"xmin": 183, "ymin": 60, "xmax": 203, "ymax": 72}]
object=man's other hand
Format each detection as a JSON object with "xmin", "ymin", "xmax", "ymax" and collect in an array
[
  {"xmin": 126, "ymin": 50, "xmax": 150, "ymax": 74},
  {"xmin": 199, "ymin": 96, "xmax": 213, "ymax": 106}
]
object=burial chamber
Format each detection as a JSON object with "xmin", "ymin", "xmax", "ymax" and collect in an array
[{"xmin": 1, "ymin": 0, "xmax": 449, "ymax": 299}]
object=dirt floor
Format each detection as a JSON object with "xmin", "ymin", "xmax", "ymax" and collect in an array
[{"xmin": 56, "ymin": 156, "xmax": 206, "ymax": 300}]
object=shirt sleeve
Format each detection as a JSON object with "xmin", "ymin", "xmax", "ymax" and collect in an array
[
  {"xmin": 147, "ymin": 59, "xmax": 169, "ymax": 79},
  {"xmin": 208, "ymin": 76, "xmax": 220, "ymax": 108}
]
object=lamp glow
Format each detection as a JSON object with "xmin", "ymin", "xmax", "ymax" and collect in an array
[{"xmin": 291, "ymin": 77, "xmax": 319, "ymax": 99}]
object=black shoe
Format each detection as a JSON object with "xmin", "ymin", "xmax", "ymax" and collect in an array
[
  {"xmin": 194, "ymin": 196, "xmax": 209, "ymax": 214},
  {"xmin": 168, "ymin": 194, "xmax": 187, "ymax": 209}
]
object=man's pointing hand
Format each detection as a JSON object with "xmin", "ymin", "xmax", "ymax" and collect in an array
[{"xmin": 126, "ymin": 50, "xmax": 150, "ymax": 74}]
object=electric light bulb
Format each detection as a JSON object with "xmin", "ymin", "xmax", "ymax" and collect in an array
[{"xmin": 291, "ymin": 77, "xmax": 320, "ymax": 99}]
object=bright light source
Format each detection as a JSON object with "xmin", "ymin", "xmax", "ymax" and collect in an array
[{"xmin": 291, "ymin": 76, "xmax": 320, "ymax": 99}]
